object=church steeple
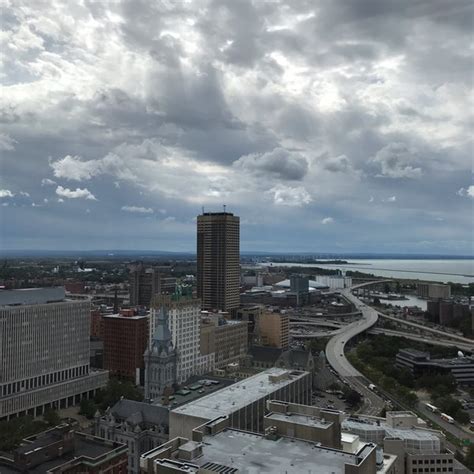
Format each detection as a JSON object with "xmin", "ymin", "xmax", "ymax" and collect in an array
[
  {"xmin": 144, "ymin": 305, "xmax": 177, "ymax": 401},
  {"xmin": 150, "ymin": 306, "xmax": 173, "ymax": 355}
]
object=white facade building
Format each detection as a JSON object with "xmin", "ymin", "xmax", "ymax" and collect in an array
[
  {"xmin": 0, "ymin": 288, "xmax": 108, "ymax": 420},
  {"xmin": 315, "ymin": 275, "xmax": 352, "ymax": 290},
  {"xmin": 150, "ymin": 294, "xmax": 214, "ymax": 383}
]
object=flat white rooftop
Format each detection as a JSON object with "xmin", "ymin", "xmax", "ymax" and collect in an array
[
  {"xmin": 171, "ymin": 368, "xmax": 308, "ymax": 420},
  {"xmin": 188, "ymin": 429, "xmax": 369, "ymax": 474}
]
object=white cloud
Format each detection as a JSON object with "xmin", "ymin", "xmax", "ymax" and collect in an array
[
  {"xmin": 0, "ymin": 189, "xmax": 14, "ymax": 198},
  {"xmin": 121, "ymin": 205, "xmax": 153, "ymax": 214},
  {"xmin": 269, "ymin": 185, "xmax": 312, "ymax": 207},
  {"xmin": 383, "ymin": 196, "xmax": 397, "ymax": 202},
  {"xmin": 19, "ymin": 191, "xmax": 30, "ymax": 197},
  {"xmin": 51, "ymin": 155, "xmax": 102, "ymax": 181},
  {"xmin": 457, "ymin": 186, "xmax": 474, "ymax": 199},
  {"xmin": 321, "ymin": 217, "xmax": 334, "ymax": 224},
  {"xmin": 41, "ymin": 178, "xmax": 56, "ymax": 186},
  {"xmin": 0, "ymin": 133, "xmax": 17, "ymax": 151},
  {"xmin": 55, "ymin": 185, "xmax": 97, "ymax": 200}
]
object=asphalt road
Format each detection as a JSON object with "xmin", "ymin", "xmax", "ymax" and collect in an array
[
  {"xmin": 325, "ymin": 285, "xmax": 386, "ymax": 416},
  {"xmin": 369, "ymin": 328, "xmax": 474, "ymax": 352}
]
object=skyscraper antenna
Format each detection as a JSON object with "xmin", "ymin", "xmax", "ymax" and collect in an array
[
  {"xmin": 202, "ymin": 206, "xmax": 205, "ymax": 214},
  {"xmin": 223, "ymin": 204, "xmax": 226, "ymax": 213}
]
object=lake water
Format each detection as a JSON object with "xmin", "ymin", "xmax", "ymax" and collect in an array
[{"xmin": 259, "ymin": 259, "xmax": 474, "ymax": 285}]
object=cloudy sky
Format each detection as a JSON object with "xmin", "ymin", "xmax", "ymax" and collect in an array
[{"xmin": 1, "ymin": 0, "xmax": 473, "ymax": 254}]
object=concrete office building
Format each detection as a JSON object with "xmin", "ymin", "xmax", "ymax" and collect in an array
[
  {"xmin": 197, "ymin": 211, "xmax": 240, "ymax": 312},
  {"xmin": 200, "ymin": 314, "xmax": 248, "ymax": 368},
  {"xmin": 141, "ymin": 414, "xmax": 396, "ymax": 474},
  {"xmin": 0, "ymin": 288, "xmax": 108, "ymax": 420},
  {"xmin": 0, "ymin": 424, "xmax": 128, "ymax": 474},
  {"xmin": 129, "ymin": 263, "xmax": 176, "ymax": 307},
  {"xmin": 395, "ymin": 349, "xmax": 474, "ymax": 386},
  {"xmin": 315, "ymin": 274, "xmax": 353, "ymax": 290},
  {"xmin": 235, "ymin": 304, "xmax": 264, "ymax": 344},
  {"xmin": 264, "ymin": 400, "xmax": 343, "ymax": 449},
  {"xmin": 342, "ymin": 411, "xmax": 466, "ymax": 474},
  {"xmin": 169, "ymin": 368, "xmax": 312, "ymax": 439},
  {"xmin": 151, "ymin": 294, "xmax": 214, "ymax": 383},
  {"xmin": 94, "ymin": 399, "xmax": 169, "ymax": 474},
  {"xmin": 417, "ymin": 283, "xmax": 451, "ymax": 300},
  {"xmin": 103, "ymin": 311, "xmax": 149, "ymax": 383},
  {"xmin": 259, "ymin": 310, "xmax": 289, "ymax": 349}
]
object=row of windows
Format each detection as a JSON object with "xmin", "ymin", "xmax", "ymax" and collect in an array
[
  {"xmin": 412, "ymin": 459, "xmax": 452, "ymax": 464},
  {"xmin": 412, "ymin": 468, "xmax": 452, "ymax": 473},
  {"xmin": 1, "ymin": 365, "xmax": 89, "ymax": 397}
]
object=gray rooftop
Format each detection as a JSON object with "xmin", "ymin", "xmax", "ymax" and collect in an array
[
  {"xmin": 182, "ymin": 429, "xmax": 370, "ymax": 474},
  {"xmin": 342, "ymin": 419, "xmax": 442, "ymax": 453},
  {"xmin": 0, "ymin": 431, "xmax": 124, "ymax": 474},
  {"xmin": 266, "ymin": 412, "xmax": 333, "ymax": 430},
  {"xmin": 171, "ymin": 368, "xmax": 309, "ymax": 421},
  {"xmin": 0, "ymin": 287, "xmax": 66, "ymax": 306},
  {"xmin": 154, "ymin": 376, "xmax": 235, "ymax": 408},
  {"xmin": 108, "ymin": 399, "xmax": 169, "ymax": 426}
]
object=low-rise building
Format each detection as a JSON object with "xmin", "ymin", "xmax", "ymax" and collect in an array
[
  {"xmin": 94, "ymin": 399, "xmax": 169, "ymax": 474},
  {"xmin": 395, "ymin": 349, "xmax": 474, "ymax": 386},
  {"xmin": 141, "ymin": 413, "xmax": 397, "ymax": 474},
  {"xmin": 264, "ymin": 399, "xmax": 343, "ymax": 449},
  {"xmin": 342, "ymin": 411, "xmax": 468, "ymax": 474},
  {"xmin": 169, "ymin": 368, "xmax": 312, "ymax": 439},
  {"xmin": 0, "ymin": 424, "xmax": 127, "ymax": 473}
]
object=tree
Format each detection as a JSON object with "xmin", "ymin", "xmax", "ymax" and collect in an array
[
  {"xmin": 79, "ymin": 399, "xmax": 98, "ymax": 419},
  {"xmin": 328, "ymin": 382, "xmax": 342, "ymax": 391},
  {"xmin": 345, "ymin": 389, "xmax": 362, "ymax": 407},
  {"xmin": 464, "ymin": 444, "xmax": 474, "ymax": 471},
  {"xmin": 0, "ymin": 416, "xmax": 49, "ymax": 451},
  {"xmin": 44, "ymin": 408, "xmax": 61, "ymax": 426},
  {"xmin": 94, "ymin": 378, "xmax": 143, "ymax": 411},
  {"xmin": 454, "ymin": 409, "xmax": 470, "ymax": 425},
  {"xmin": 433, "ymin": 395, "xmax": 463, "ymax": 417}
]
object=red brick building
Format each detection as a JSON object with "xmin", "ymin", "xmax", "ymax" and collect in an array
[
  {"xmin": 103, "ymin": 312, "xmax": 149, "ymax": 381},
  {"xmin": 64, "ymin": 281, "xmax": 86, "ymax": 294}
]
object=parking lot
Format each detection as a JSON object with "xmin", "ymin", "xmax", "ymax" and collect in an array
[{"xmin": 312, "ymin": 389, "xmax": 353, "ymax": 413}]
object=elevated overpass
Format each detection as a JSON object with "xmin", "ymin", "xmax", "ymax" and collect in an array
[
  {"xmin": 369, "ymin": 328, "xmax": 474, "ymax": 352},
  {"xmin": 325, "ymin": 282, "xmax": 387, "ymax": 416}
]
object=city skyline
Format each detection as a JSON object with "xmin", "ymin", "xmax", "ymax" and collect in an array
[{"xmin": 1, "ymin": 1, "xmax": 473, "ymax": 255}]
